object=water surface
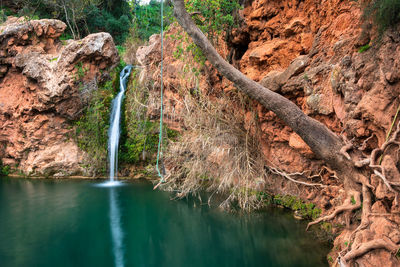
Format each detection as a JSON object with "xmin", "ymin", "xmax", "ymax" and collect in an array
[{"xmin": 0, "ymin": 177, "xmax": 330, "ymax": 267}]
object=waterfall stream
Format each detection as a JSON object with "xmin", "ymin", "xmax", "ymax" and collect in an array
[
  {"xmin": 96, "ymin": 65, "xmax": 133, "ymax": 267},
  {"xmin": 107, "ymin": 65, "xmax": 133, "ymax": 184}
]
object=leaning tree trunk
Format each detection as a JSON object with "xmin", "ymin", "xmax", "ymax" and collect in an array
[
  {"xmin": 171, "ymin": 0, "xmax": 400, "ymax": 265},
  {"xmin": 172, "ymin": 0, "xmax": 348, "ymax": 172}
]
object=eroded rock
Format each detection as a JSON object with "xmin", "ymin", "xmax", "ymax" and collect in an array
[{"xmin": 0, "ymin": 17, "xmax": 119, "ymax": 176}]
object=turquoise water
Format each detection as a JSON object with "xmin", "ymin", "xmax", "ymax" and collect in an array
[{"xmin": 0, "ymin": 177, "xmax": 330, "ymax": 267}]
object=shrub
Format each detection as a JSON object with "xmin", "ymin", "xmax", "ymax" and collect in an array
[
  {"xmin": 0, "ymin": 159, "xmax": 10, "ymax": 176},
  {"xmin": 363, "ymin": 0, "xmax": 400, "ymax": 34}
]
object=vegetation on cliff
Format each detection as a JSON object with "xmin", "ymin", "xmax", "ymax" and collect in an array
[{"xmin": 73, "ymin": 74, "xmax": 116, "ymax": 175}]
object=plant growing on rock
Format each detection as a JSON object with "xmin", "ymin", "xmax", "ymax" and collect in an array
[
  {"xmin": 172, "ymin": 0, "xmax": 400, "ymax": 265},
  {"xmin": 74, "ymin": 76, "xmax": 115, "ymax": 175},
  {"xmin": 0, "ymin": 160, "xmax": 10, "ymax": 176}
]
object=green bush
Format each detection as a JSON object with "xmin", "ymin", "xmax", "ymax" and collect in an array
[
  {"xmin": 0, "ymin": 159, "xmax": 10, "ymax": 176},
  {"xmin": 3, "ymin": 1, "xmax": 132, "ymax": 45},
  {"xmin": 120, "ymin": 120, "xmax": 160, "ymax": 164},
  {"xmin": 85, "ymin": 6, "xmax": 132, "ymax": 44},
  {"xmin": 363, "ymin": 0, "xmax": 400, "ymax": 34}
]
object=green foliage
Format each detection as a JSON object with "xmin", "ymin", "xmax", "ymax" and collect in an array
[
  {"xmin": 74, "ymin": 71, "xmax": 118, "ymax": 174},
  {"xmin": 4, "ymin": 0, "xmax": 132, "ymax": 44},
  {"xmin": 327, "ymin": 256, "xmax": 334, "ymax": 263},
  {"xmin": 0, "ymin": 160, "xmax": 10, "ymax": 176},
  {"xmin": 169, "ymin": 0, "xmax": 241, "ymax": 68},
  {"xmin": 48, "ymin": 57, "xmax": 58, "ymax": 62},
  {"xmin": 185, "ymin": 0, "xmax": 241, "ymax": 43},
  {"xmin": 86, "ymin": 6, "xmax": 132, "ymax": 44},
  {"xmin": 0, "ymin": 9, "xmax": 8, "ymax": 24},
  {"xmin": 116, "ymin": 45, "xmax": 127, "ymax": 67},
  {"xmin": 120, "ymin": 70, "xmax": 178, "ymax": 165},
  {"xmin": 351, "ymin": 195, "xmax": 356, "ymax": 205},
  {"xmin": 75, "ymin": 62, "xmax": 89, "ymax": 81},
  {"xmin": 120, "ymin": 120, "xmax": 160, "ymax": 164},
  {"xmin": 358, "ymin": 43, "xmax": 371, "ymax": 53},
  {"xmin": 363, "ymin": 0, "xmax": 400, "ymax": 34},
  {"xmin": 273, "ymin": 194, "xmax": 321, "ymax": 220},
  {"xmin": 131, "ymin": 0, "xmax": 173, "ymax": 41}
]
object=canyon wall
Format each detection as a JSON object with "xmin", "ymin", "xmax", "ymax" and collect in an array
[{"xmin": 0, "ymin": 17, "xmax": 119, "ymax": 177}]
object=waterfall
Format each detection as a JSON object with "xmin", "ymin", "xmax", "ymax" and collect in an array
[
  {"xmin": 108, "ymin": 65, "xmax": 133, "ymax": 183},
  {"xmin": 95, "ymin": 65, "xmax": 133, "ymax": 267}
]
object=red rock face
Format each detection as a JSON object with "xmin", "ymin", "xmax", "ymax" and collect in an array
[{"xmin": 0, "ymin": 18, "xmax": 119, "ymax": 176}]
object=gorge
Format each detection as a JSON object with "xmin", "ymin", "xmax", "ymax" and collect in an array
[{"xmin": 1, "ymin": 0, "xmax": 400, "ymax": 266}]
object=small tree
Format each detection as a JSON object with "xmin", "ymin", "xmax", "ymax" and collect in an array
[{"xmin": 44, "ymin": 0, "xmax": 102, "ymax": 39}]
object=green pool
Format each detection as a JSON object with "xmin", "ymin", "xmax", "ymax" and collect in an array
[{"xmin": 0, "ymin": 177, "xmax": 330, "ymax": 267}]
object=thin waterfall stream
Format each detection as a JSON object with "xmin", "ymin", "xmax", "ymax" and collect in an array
[
  {"xmin": 107, "ymin": 64, "xmax": 133, "ymax": 185},
  {"xmin": 99, "ymin": 65, "xmax": 133, "ymax": 267}
]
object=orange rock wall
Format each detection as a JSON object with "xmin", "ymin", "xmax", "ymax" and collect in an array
[{"xmin": 0, "ymin": 18, "xmax": 119, "ymax": 176}]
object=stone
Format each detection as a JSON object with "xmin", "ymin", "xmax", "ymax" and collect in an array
[{"xmin": 0, "ymin": 18, "xmax": 119, "ymax": 176}]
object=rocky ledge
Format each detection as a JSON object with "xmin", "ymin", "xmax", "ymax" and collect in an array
[{"xmin": 0, "ymin": 17, "xmax": 119, "ymax": 177}]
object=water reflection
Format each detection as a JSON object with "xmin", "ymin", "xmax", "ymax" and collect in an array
[{"xmin": 109, "ymin": 188, "xmax": 124, "ymax": 267}]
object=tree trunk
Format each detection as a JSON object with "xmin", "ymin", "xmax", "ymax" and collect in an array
[
  {"xmin": 62, "ymin": 3, "xmax": 76, "ymax": 40},
  {"xmin": 171, "ymin": 0, "xmax": 348, "ymax": 172}
]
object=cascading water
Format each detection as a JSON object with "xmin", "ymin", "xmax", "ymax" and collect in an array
[
  {"xmin": 96, "ymin": 65, "xmax": 133, "ymax": 267},
  {"xmin": 107, "ymin": 65, "xmax": 133, "ymax": 184}
]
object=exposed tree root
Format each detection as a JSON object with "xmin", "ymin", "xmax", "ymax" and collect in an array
[
  {"xmin": 340, "ymin": 143, "xmax": 353, "ymax": 161},
  {"xmin": 339, "ymin": 237, "xmax": 400, "ymax": 267},
  {"xmin": 355, "ymin": 158, "xmax": 370, "ymax": 168},
  {"xmin": 267, "ymin": 166, "xmax": 327, "ymax": 188},
  {"xmin": 339, "ymin": 185, "xmax": 372, "ymax": 258},
  {"xmin": 306, "ymin": 190, "xmax": 361, "ymax": 230}
]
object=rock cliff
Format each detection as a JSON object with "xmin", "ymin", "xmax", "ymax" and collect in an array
[
  {"xmin": 136, "ymin": 0, "xmax": 400, "ymax": 265},
  {"xmin": 0, "ymin": 17, "xmax": 119, "ymax": 176}
]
